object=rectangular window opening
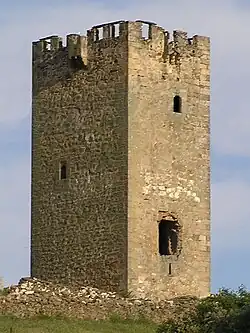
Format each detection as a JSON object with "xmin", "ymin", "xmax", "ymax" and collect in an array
[
  {"xmin": 159, "ymin": 219, "xmax": 179, "ymax": 256},
  {"xmin": 173, "ymin": 95, "xmax": 182, "ymax": 113},
  {"xmin": 59, "ymin": 162, "xmax": 67, "ymax": 180},
  {"xmin": 169, "ymin": 263, "xmax": 172, "ymax": 275}
]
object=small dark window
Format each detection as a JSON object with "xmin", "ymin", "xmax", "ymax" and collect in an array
[
  {"xmin": 59, "ymin": 162, "xmax": 67, "ymax": 180},
  {"xmin": 159, "ymin": 220, "xmax": 179, "ymax": 256},
  {"xmin": 173, "ymin": 95, "xmax": 182, "ymax": 113},
  {"xmin": 169, "ymin": 263, "xmax": 172, "ymax": 275}
]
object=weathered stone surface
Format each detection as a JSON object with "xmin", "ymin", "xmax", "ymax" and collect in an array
[
  {"xmin": 31, "ymin": 20, "xmax": 210, "ymax": 300},
  {"xmin": 0, "ymin": 278, "xmax": 198, "ymax": 323}
]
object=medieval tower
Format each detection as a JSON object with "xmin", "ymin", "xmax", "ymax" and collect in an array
[{"xmin": 31, "ymin": 20, "xmax": 210, "ymax": 300}]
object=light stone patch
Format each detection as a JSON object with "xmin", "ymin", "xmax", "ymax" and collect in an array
[{"xmin": 141, "ymin": 172, "xmax": 201, "ymax": 203}]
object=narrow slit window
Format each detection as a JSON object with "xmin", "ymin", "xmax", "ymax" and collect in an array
[
  {"xmin": 59, "ymin": 162, "xmax": 67, "ymax": 180},
  {"xmin": 169, "ymin": 263, "xmax": 172, "ymax": 275},
  {"xmin": 173, "ymin": 95, "xmax": 182, "ymax": 113},
  {"xmin": 158, "ymin": 220, "xmax": 179, "ymax": 256}
]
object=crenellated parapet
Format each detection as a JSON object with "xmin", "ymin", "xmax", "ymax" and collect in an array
[
  {"xmin": 127, "ymin": 21, "xmax": 209, "ymax": 59},
  {"xmin": 87, "ymin": 20, "xmax": 127, "ymax": 42},
  {"xmin": 32, "ymin": 20, "xmax": 210, "ymax": 66},
  {"xmin": 32, "ymin": 34, "xmax": 87, "ymax": 64},
  {"xmin": 32, "ymin": 35, "xmax": 63, "ymax": 59}
]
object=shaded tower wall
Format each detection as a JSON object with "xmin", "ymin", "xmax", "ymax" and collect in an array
[
  {"xmin": 127, "ymin": 21, "xmax": 210, "ymax": 299},
  {"xmin": 31, "ymin": 21, "xmax": 129, "ymax": 292}
]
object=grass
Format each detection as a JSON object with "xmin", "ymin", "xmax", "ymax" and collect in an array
[
  {"xmin": 0, "ymin": 315, "xmax": 157, "ymax": 333},
  {"xmin": 0, "ymin": 289, "xmax": 8, "ymax": 296}
]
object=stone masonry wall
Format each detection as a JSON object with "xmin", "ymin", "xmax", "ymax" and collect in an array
[
  {"xmin": 31, "ymin": 20, "xmax": 210, "ymax": 301},
  {"xmin": 127, "ymin": 22, "xmax": 210, "ymax": 299},
  {"xmin": 32, "ymin": 22, "xmax": 129, "ymax": 292},
  {"xmin": 0, "ymin": 278, "xmax": 199, "ymax": 324}
]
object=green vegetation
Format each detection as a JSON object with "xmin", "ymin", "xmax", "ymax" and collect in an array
[
  {"xmin": 157, "ymin": 286, "xmax": 250, "ymax": 333},
  {"xmin": 1, "ymin": 286, "xmax": 250, "ymax": 332},
  {"xmin": 0, "ymin": 288, "xmax": 9, "ymax": 296},
  {"xmin": 0, "ymin": 315, "xmax": 157, "ymax": 333}
]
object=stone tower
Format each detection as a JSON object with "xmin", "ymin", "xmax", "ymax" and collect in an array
[{"xmin": 31, "ymin": 20, "xmax": 210, "ymax": 300}]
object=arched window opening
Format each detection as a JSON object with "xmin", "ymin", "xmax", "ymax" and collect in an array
[
  {"xmin": 59, "ymin": 162, "xmax": 67, "ymax": 180},
  {"xmin": 173, "ymin": 95, "xmax": 182, "ymax": 113},
  {"xmin": 158, "ymin": 219, "xmax": 179, "ymax": 256}
]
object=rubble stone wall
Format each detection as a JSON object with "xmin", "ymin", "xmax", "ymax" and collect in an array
[{"xmin": 0, "ymin": 278, "xmax": 198, "ymax": 323}]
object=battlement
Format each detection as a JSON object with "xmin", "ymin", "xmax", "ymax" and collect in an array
[
  {"xmin": 32, "ymin": 20, "xmax": 210, "ymax": 63},
  {"xmin": 32, "ymin": 35, "xmax": 62, "ymax": 57},
  {"xmin": 32, "ymin": 34, "xmax": 88, "ymax": 62},
  {"xmin": 88, "ymin": 20, "xmax": 127, "ymax": 41}
]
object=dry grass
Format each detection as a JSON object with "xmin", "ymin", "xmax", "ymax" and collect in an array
[{"xmin": 0, "ymin": 315, "xmax": 157, "ymax": 333}]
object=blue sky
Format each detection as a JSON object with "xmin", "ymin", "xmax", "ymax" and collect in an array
[{"xmin": 0, "ymin": 0, "xmax": 250, "ymax": 293}]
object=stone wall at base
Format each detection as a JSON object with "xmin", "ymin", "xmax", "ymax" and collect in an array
[{"xmin": 0, "ymin": 278, "xmax": 198, "ymax": 323}]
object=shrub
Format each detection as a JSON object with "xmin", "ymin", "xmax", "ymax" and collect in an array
[{"xmin": 157, "ymin": 286, "xmax": 250, "ymax": 333}]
